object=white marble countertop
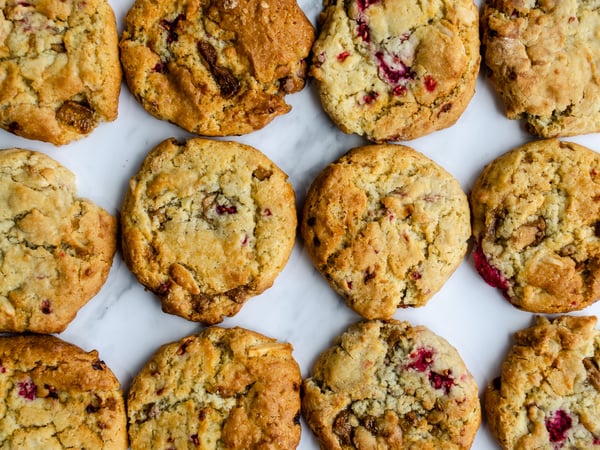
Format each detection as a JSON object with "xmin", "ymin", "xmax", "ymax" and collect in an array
[{"xmin": 1, "ymin": 0, "xmax": 600, "ymax": 448}]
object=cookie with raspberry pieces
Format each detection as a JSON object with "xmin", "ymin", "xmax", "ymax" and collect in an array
[{"xmin": 310, "ymin": 0, "xmax": 480, "ymax": 142}]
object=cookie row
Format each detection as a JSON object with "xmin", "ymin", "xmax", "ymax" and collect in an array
[
  {"xmin": 2, "ymin": 315, "xmax": 598, "ymax": 449},
  {"xmin": 3, "ymin": 0, "xmax": 598, "ymax": 145}
]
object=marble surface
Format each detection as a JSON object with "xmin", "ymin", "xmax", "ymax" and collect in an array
[{"xmin": 2, "ymin": 0, "xmax": 600, "ymax": 448}]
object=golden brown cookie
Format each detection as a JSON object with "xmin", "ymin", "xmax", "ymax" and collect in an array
[
  {"xmin": 310, "ymin": 0, "xmax": 480, "ymax": 142},
  {"xmin": 486, "ymin": 315, "xmax": 600, "ymax": 449},
  {"xmin": 0, "ymin": 0, "xmax": 121, "ymax": 145},
  {"xmin": 0, "ymin": 334, "xmax": 127, "ymax": 449},
  {"xmin": 119, "ymin": 0, "xmax": 314, "ymax": 136},
  {"xmin": 301, "ymin": 144, "xmax": 470, "ymax": 319},
  {"xmin": 482, "ymin": 0, "xmax": 600, "ymax": 137},
  {"xmin": 302, "ymin": 319, "xmax": 481, "ymax": 449},
  {"xmin": 471, "ymin": 139, "xmax": 600, "ymax": 313},
  {"xmin": 121, "ymin": 137, "xmax": 297, "ymax": 324},
  {"xmin": 127, "ymin": 326, "xmax": 302, "ymax": 450},
  {"xmin": 0, "ymin": 148, "xmax": 117, "ymax": 333}
]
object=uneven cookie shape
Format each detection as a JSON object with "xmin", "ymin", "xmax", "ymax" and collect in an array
[
  {"xmin": 486, "ymin": 315, "xmax": 600, "ymax": 449},
  {"xmin": 127, "ymin": 326, "xmax": 302, "ymax": 450},
  {"xmin": 481, "ymin": 0, "xmax": 600, "ymax": 137},
  {"xmin": 121, "ymin": 137, "xmax": 297, "ymax": 324},
  {"xmin": 302, "ymin": 319, "xmax": 481, "ymax": 449},
  {"xmin": 0, "ymin": 0, "xmax": 121, "ymax": 145},
  {"xmin": 310, "ymin": 0, "xmax": 480, "ymax": 142},
  {"xmin": 0, "ymin": 334, "xmax": 127, "ymax": 449},
  {"xmin": 471, "ymin": 139, "xmax": 600, "ymax": 313},
  {"xmin": 0, "ymin": 149, "xmax": 117, "ymax": 333},
  {"xmin": 119, "ymin": 0, "xmax": 314, "ymax": 136},
  {"xmin": 301, "ymin": 144, "xmax": 470, "ymax": 319}
]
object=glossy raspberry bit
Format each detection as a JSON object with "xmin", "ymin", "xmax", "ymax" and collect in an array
[
  {"xmin": 375, "ymin": 51, "xmax": 413, "ymax": 86},
  {"xmin": 545, "ymin": 410, "xmax": 572, "ymax": 444},
  {"xmin": 594, "ymin": 436, "xmax": 600, "ymax": 445},
  {"xmin": 160, "ymin": 14, "xmax": 184, "ymax": 44},
  {"xmin": 17, "ymin": 379, "xmax": 37, "ymax": 400},
  {"xmin": 429, "ymin": 370, "xmax": 454, "ymax": 393},
  {"xmin": 152, "ymin": 62, "xmax": 167, "ymax": 74},
  {"xmin": 407, "ymin": 347, "xmax": 434, "ymax": 372},
  {"xmin": 216, "ymin": 204, "xmax": 237, "ymax": 215},
  {"xmin": 393, "ymin": 85, "xmax": 407, "ymax": 96},
  {"xmin": 356, "ymin": 17, "xmax": 370, "ymax": 42},
  {"xmin": 362, "ymin": 91, "xmax": 379, "ymax": 104},
  {"xmin": 424, "ymin": 75, "xmax": 437, "ymax": 92},
  {"xmin": 40, "ymin": 300, "xmax": 52, "ymax": 314},
  {"xmin": 357, "ymin": 0, "xmax": 379, "ymax": 11},
  {"xmin": 473, "ymin": 243, "xmax": 510, "ymax": 294},
  {"xmin": 337, "ymin": 51, "xmax": 350, "ymax": 62}
]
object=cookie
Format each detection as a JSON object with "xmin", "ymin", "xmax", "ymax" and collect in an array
[
  {"xmin": 119, "ymin": 0, "xmax": 314, "ymax": 137},
  {"xmin": 481, "ymin": 0, "xmax": 600, "ymax": 137},
  {"xmin": 0, "ymin": 148, "xmax": 117, "ymax": 333},
  {"xmin": 485, "ymin": 315, "xmax": 600, "ymax": 449},
  {"xmin": 121, "ymin": 137, "xmax": 297, "ymax": 324},
  {"xmin": 127, "ymin": 326, "xmax": 302, "ymax": 450},
  {"xmin": 302, "ymin": 319, "xmax": 481, "ymax": 449},
  {"xmin": 471, "ymin": 139, "xmax": 600, "ymax": 313},
  {"xmin": 0, "ymin": 0, "xmax": 121, "ymax": 145},
  {"xmin": 0, "ymin": 334, "xmax": 127, "ymax": 449},
  {"xmin": 310, "ymin": 0, "xmax": 480, "ymax": 142},
  {"xmin": 301, "ymin": 144, "xmax": 470, "ymax": 319}
]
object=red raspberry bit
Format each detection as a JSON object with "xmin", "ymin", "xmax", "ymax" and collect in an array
[
  {"xmin": 216, "ymin": 204, "xmax": 237, "ymax": 215},
  {"xmin": 594, "ymin": 436, "xmax": 600, "ymax": 445},
  {"xmin": 356, "ymin": 17, "xmax": 370, "ymax": 42},
  {"xmin": 410, "ymin": 271, "xmax": 422, "ymax": 280},
  {"xmin": 424, "ymin": 75, "xmax": 437, "ymax": 92},
  {"xmin": 428, "ymin": 370, "xmax": 454, "ymax": 393},
  {"xmin": 152, "ymin": 62, "xmax": 167, "ymax": 73},
  {"xmin": 364, "ymin": 270, "xmax": 376, "ymax": 283},
  {"xmin": 591, "ymin": 168, "xmax": 598, "ymax": 177},
  {"xmin": 190, "ymin": 434, "xmax": 200, "ymax": 445},
  {"xmin": 241, "ymin": 235, "xmax": 249, "ymax": 246},
  {"xmin": 545, "ymin": 410, "xmax": 572, "ymax": 444},
  {"xmin": 337, "ymin": 51, "xmax": 350, "ymax": 62},
  {"xmin": 362, "ymin": 91, "xmax": 379, "ymax": 104},
  {"xmin": 347, "ymin": 280, "xmax": 353, "ymax": 289},
  {"xmin": 473, "ymin": 243, "xmax": 510, "ymax": 294},
  {"xmin": 40, "ymin": 300, "xmax": 52, "ymax": 314},
  {"xmin": 357, "ymin": 0, "xmax": 379, "ymax": 11},
  {"xmin": 393, "ymin": 85, "xmax": 407, "ymax": 96},
  {"xmin": 160, "ymin": 14, "xmax": 184, "ymax": 44},
  {"xmin": 17, "ymin": 379, "xmax": 37, "ymax": 400},
  {"xmin": 407, "ymin": 347, "xmax": 434, "ymax": 372},
  {"xmin": 263, "ymin": 208, "xmax": 272, "ymax": 216}
]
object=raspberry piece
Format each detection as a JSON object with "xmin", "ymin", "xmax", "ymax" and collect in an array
[
  {"xmin": 40, "ymin": 300, "xmax": 52, "ymax": 314},
  {"xmin": 424, "ymin": 75, "xmax": 437, "ymax": 92},
  {"xmin": 337, "ymin": 51, "xmax": 350, "ymax": 62},
  {"xmin": 17, "ymin": 379, "xmax": 37, "ymax": 400},
  {"xmin": 429, "ymin": 370, "xmax": 454, "ymax": 393},
  {"xmin": 407, "ymin": 347, "xmax": 434, "ymax": 372},
  {"xmin": 160, "ymin": 14, "xmax": 184, "ymax": 44},
  {"xmin": 216, "ymin": 204, "xmax": 237, "ymax": 215},
  {"xmin": 357, "ymin": 0, "xmax": 379, "ymax": 10},
  {"xmin": 545, "ymin": 410, "xmax": 572, "ymax": 444},
  {"xmin": 473, "ymin": 243, "xmax": 510, "ymax": 294}
]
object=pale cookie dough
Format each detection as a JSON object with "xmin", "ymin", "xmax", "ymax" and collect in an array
[{"xmin": 310, "ymin": 0, "xmax": 480, "ymax": 142}]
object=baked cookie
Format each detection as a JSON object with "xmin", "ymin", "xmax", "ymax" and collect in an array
[
  {"xmin": 301, "ymin": 144, "xmax": 470, "ymax": 319},
  {"xmin": 482, "ymin": 0, "xmax": 600, "ymax": 137},
  {"xmin": 119, "ymin": 0, "xmax": 314, "ymax": 136},
  {"xmin": 121, "ymin": 137, "xmax": 296, "ymax": 324},
  {"xmin": 0, "ymin": 148, "xmax": 117, "ymax": 333},
  {"xmin": 0, "ymin": 334, "xmax": 127, "ymax": 449},
  {"xmin": 486, "ymin": 315, "xmax": 600, "ymax": 449},
  {"xmin": 310, "ymin": 0, "xmax": 480, "ymax": 142},
  {"xmin": 127, "ymin": 326, "xmax": 302, "ymax": 450},
  {"xmin": 302, "ymin": 319, "xmax": 481, "ymax": 449},
  {"xmin": 0, "ymin": 0, "xmax": 121, "ymax": 145},
  {"xmin": 471, "ymin": 139, "xmax": 600, "ymax": 313}
]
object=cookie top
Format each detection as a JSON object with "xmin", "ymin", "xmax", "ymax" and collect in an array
[
  {"xmin": 127, "ymin": 326, "xmax": 302, "ymax": 450},
  {"xmin": 0, "ymin": 0, "xmax": 121, "ymax": 145},
  {"xmin": 121, "ymin": 137, "xmax": 297, "ymax": 324},
  {"xmin": 481, "ymin": 0, "xmax": 600, "ymax": 137},
  {"xmin": 302, "ymin": 319, "xmax": 481, "ymax": 449},
  {"xmin": 486, "ymin": 315, "xmax": 600, "ymax": 449},
  {"xmin": 301, "ymin": 144, "xmax": 470, "ymax": 319},
  {"xmin": 471, "ymin": 139, "xmax": 600, "ymax": 313},
  {"xmin": 0, "ymin": 334, "xmax": 127, "ymax": 449},
  {"xmin": 0, "ymin": 148, "xmax": 117, "ymax": 333},
  {"xmin": 119, "ymin": 0, "xmax": 314, "ymax": 137},
  {"xmin": 310, "ymin": 0, "xmax": 480, "ymax": 142}
]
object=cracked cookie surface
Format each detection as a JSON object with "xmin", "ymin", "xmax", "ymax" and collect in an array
[
  {"xmin": 121, "ymin": 137, "xmax": 297, "ymax": 324},
  {"xmin": 302, "ymin": 319, "xmax": 481, "ymax": 449},
  {"xmin": 0, "ymin": 148, "xmax": 117, "ymax": 333},
  {"xmin": 301, "ymin": 144, "xmax": 470, "ymax": 319},
  {"xmin": 0, "ymin": 334, "xmax": 127, "ymax": 449},
  {"xmin": 471, "ymin": 139, "xmax": 600, "ymax": 313},
  {"xmin": 486, "ymin": 315, "xmax": 600, "ymax": 449},
  {"xmin": 127, "ymin": 326, "xmax": 302, "ymax": 450},
  {"xmin": 0, "ymin": 0, "xmax": 121, "ymax": 145},
  {"xmin": 119, "ymin": 0, "xmax": 314, "ymax": 136},
  {"xmin": 310, "ymin": 0, "xmax": 479, "ymax": 142},
  {"xmin": 482, "ymin": 0, "xmax": 600, "ymax": 137}
]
